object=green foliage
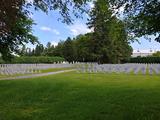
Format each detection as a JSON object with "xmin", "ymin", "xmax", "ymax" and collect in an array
[
  {"xmin": 129, "ymin": 56, "xmax": 160, "ymax": 63},
  {"xmin": 74, "ymin": 34, "xmax": 96, "ymax": 62},
  {"xmin": 43, "ymin": 42, "xmax": 55, "ymax": 56},
  {"xmin": 152, "ymin": 51, "xmax": 160, "ymax": 57},
  {"xmin": 0, "ymin": 56, "xmax": 65, "ymax": 64},
  {"xmin": 62, "ymin": 37, "xmax": 75, "ymax": 63},
  {"xmin": 31, "ymin": 0, "xmax": 90, "ymax": 24},
  {"xmin": 87, "ymin": 0, "xmax": 132, "ymax": 63},
  {"xmin": 0, "ymin": 0, "xmax": 90, "ymax": 60},
  {"xmin": 46, "ymin": 42, "xmax": 52, "ymax": 49},
  {"xmin": 34, "ymin": 44, "xmax": 45, "ymax": 56},
  {"xmin": 0, "ymin": 11, "xmax": 38, "ymax": 61},
  {"xmin": 52, "ymin": 41, "xmax": 64, "ymax": 57},
  {"xmin": 109, "ymin": 0, "xmax": 160, "ymax": 42},
  {"xmin": 0, "ymin": 58, "xmax": 5, "ymax": 64}
]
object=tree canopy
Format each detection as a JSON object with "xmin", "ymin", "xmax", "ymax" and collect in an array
[
  {"xmin": 13, "ymin": 0, "xmax": 133, "ymax": 64},
  {"xmin": 87, "ymin": 0, "xmax": 132, "ymax": 63},
  {"xmin": 109, "ymin": 0, "xmax": 160, "ymax": 42},
  {"xmin": 0, "ymin": 0, "xmax": 90, "ymax": 60},
  {"xmin": 0, "ymin": 13, "xmax": 37, "ymax": 60},
  {"xmin": 1, "ymin": 0, "xmax": 159, "ymax": 61}
]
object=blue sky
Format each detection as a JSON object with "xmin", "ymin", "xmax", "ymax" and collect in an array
[
  {"xmin": 30, "ymin": 8, "xmax": 90, "ymax": 46},
  {"xmin": 28, "ymin": 3, "xmax": 160, "ymax": 51}
]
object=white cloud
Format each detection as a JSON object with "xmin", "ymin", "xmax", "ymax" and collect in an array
[
  {"xmin": 40, "ymin": 26, "xmax": 52, "ymax": 31},
  {"xmin": 67, "ymin": 21, "xmax": 92, "ymax": 36},
  {"xmin": 52, "ymin": 29, "xmax": 60, "ymax": 35},
  {"xmin": 25, "ymin": 0, "xmax": 33, "ymax": 3},
  {"xmin": 51, "ymin": 41, "xmax": 58, "ymax": 46},
  {"xmin": 88, "ymin": 2, "xmax": 94, "ymax": 9},
  {"xmin": 40, "ymin": 26, "xmax": 60, "ymax": 35}
]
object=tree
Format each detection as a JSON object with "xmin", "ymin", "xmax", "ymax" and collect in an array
[
  {"xmin": 0, "ymin": 0, "xmax": 24, "ymax": 36},
  {"xmin": 87, "ymin": 0, "xmax": 112, "ymax": 63},
  {"xmin": 109, "ymin": 0, "xmax": 160, "ymax": 42},
  {"xmin": 108, "ymin": 18, "xmax": 133, "ymax": 63},
  {"xmin": 44, "ymin": 42, "xmax": 55, "ymax": 56},
  {"xmin": 27, "ymin": 48, "xmax": 32, "ymax": 56},
  {"xmin": 0, "ymin": 0, "xmax": 90, "ymax": 60},
  {"xmin": 54, "ymin": 41, "xmax": 64, "ymax": 57},
  {"xmin": 34, "ymin": 44, "xmax": 44, "ymax": 56},
  {"xmin": 31, "ymin": 49, "xmax": 35, "ymax": 56},
  {"xmin": 152, "ymin": 51, "xmax": 160, "ymax": 57},
  {"xmin": 32, "ymin": 0, "xmax": 90, "ymax": 24},
  {"xmin": 1, "ymin": 0, "xmax": 90, "ymax": 33},
  {"xmin": 74, "ymin": 34, "xmax": 96, "ymax": 62},
  {"xmin": 62, "ymin": 37, "xmax": 75, "ymax": 63},
  {"xmin": 87, "ymin": 0, "xmax": 132, "ymax": 63},
  {"xmin": 19, "ymin": 45, "xmax": 27, "ymax": 56},
  {"xmin": 46, "ymin": 42, "xmax": 52, "ymax": 49},
  {"xmin": 0, "ymin": 15, "xmax": 37, "ymax": 60}
]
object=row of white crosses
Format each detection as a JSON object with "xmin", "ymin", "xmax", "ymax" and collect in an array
[
  {"xmin": 77, "ymin": 63, "xmax": 160, "ymax": 75},
  {"xmin": 0, "ymin": 63, "xmax": 74, "ymax": 75}
]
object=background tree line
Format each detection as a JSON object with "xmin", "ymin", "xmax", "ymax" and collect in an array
[
  {"xmin": 19, "ymin": 0, "xmax": 133, "ymax": 64},
  {"xmin": 20, "ymin": 35, "xmax": 132, "ymax": 64},
  {"xmin": 0, "ymin": 0, "xmax": 90, "ymax": 60},
  {"xmin": 1, "ymin": 0, "xmax": 159, "ymax": 63}
]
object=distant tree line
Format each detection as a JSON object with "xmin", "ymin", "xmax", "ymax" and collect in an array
[
  {"xmin": 1, "ymin": 0, "xmax": 159, "ymax": 60},
  {"xmin": 0, "ymin": 0, "xmax": 90, "ymax": 60},
  {"xmin": 129, "ymin": 56, "xmax": 160, "ymax": 63},
  {"xmin": 128, "ymin": 51, "xmax": 160, "ymax": 63},
  {"xmin": 20, "ymin": 35, "xmax": 132, "ymax": 64},
  {"xmin": 0, "ymin": 56, "xmax": 65, "ymax": 64},
  {"xmin": 19, "ymin": 0, "xmax": 133, "ymax": 64}
]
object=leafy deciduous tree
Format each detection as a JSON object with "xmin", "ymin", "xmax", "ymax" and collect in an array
[
  {"xmin": 109, "ymin": 0, "xmax": 160, "ymax": 42},
  {"xmin": 0, "ymin": 0, "xmax": 90, "ymax": 60}
]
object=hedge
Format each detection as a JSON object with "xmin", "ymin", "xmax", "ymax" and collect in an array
[
  {"xmin": 0, "ymin": 56, "xmax": 65, "ymax": 64},
  {"xmin": 129, "ymin": 56, "xmax": 160, "ymax": 63},
  {"xmin": 0, "ymin": 58, "xmax": 5, "ymax": 64}
]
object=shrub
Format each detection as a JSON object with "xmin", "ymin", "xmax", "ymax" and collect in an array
[
  {"xmin": 129, "ymin": 57, "xmax": 160, "ymax": 63},
  {"xmin": 0, "ymin": 56, "xmax": 65, "ymax": 64},
  {"xmin": 0, "ymin": 58, "xmax": 5, "ymax": 64}
]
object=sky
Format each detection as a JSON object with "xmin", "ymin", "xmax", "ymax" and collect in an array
[{"xmin": 28, "ymin": 2, "xmax": 160, "ymax": 52}]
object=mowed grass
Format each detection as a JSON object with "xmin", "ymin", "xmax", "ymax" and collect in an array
[
  {"xmin": 0, "ymin": 72, "xmax": 160, "ymax": 120},
  {"xmin": 40, "ymin": 67, "xmax": 74, "ymax": 73}
]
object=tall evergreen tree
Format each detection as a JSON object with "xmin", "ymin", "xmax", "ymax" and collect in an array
[
  {"xmin": 54, "ymin": 41, "xmax": 64, "ymax": 57},
  {"xmin": 46, "ymin": 42, "xmax": 52, "ymax": 49},
  {"xmin": 62, "ymin": 37, "xmax": 75, "ymax": 63},
  {"xmin": 87, "ymin": 0, "xmax": 132, "ymax": 63},
  {"xmin": 35, "ymin": 44, "xmax": 44, "ymax": 56}
]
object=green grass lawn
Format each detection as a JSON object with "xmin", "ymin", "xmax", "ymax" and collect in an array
[
  {"xmin": 0, "ymin": 72, "xmax": 160, "ymax": 120},
  {"xmin": 40, "ymin": 67, "xmax": 74, "ymax": 73}
]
